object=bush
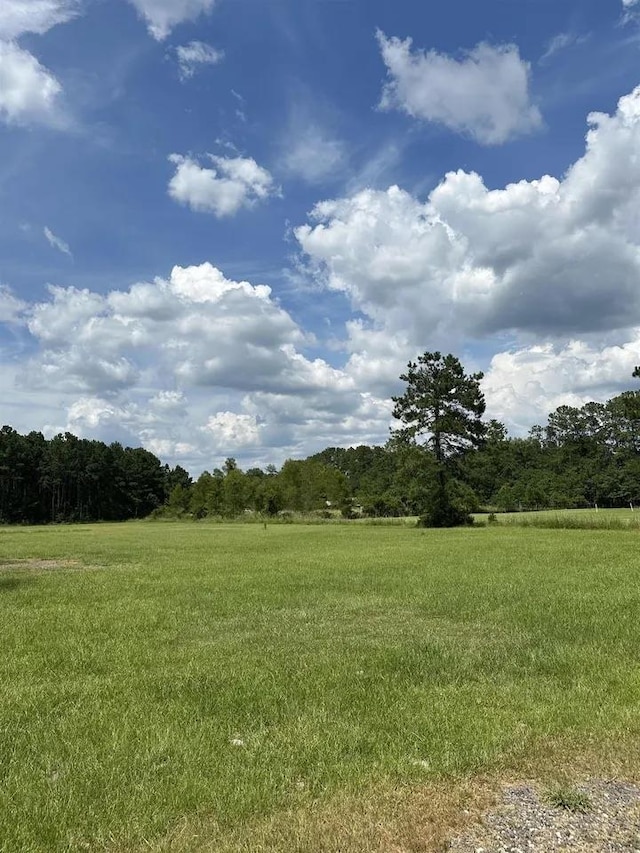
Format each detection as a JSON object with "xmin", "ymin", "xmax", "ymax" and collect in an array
[
  {"xmin": 417, "ymin": 500, "xmax": 473, "ymax": 528},
  {"xmin": 417, "ymin": 478, "xmax": 476, "ymax": 528},
  {"xmin": 276, "ymin": 510, "xmax": 295, "ymax": 523},
  {"xmin": 417, "ymin": 508, "xmax": 473, "ymax": 528}
]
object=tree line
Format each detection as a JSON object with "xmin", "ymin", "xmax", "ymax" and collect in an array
[
  {"xmin": 163, "ymin": 353, "xmax": 640, "ymax": 525},
  {"xmin": 3, "ymin": 353, "xmax": 640, "ymax": 525},
  {"xmin": 162, "ymin": 393, "xmax": 640, "ymax": 524},
  {"xmin": 0, "ymin": 427, "xmax": 188, "ymax": 523}
]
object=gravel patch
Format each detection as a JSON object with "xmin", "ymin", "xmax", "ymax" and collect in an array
[{"xmin": 447, "ymin": 780, "xmax": 640, "ymax": 852}]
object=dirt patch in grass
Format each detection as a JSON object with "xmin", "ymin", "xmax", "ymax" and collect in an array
[
  {"xmin": 448, "ymin": 779, "xmax": 640, "ymax": 852},
  {"xmin": 0, "ymin": 558, "xmax": 86, "ymax": 572},
  {"xmin": 448, "ymin": 740, "xmax": 640, "ymax": 853}
]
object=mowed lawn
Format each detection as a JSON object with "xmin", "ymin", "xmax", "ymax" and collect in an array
[{"xmin": 1, "ymin": 522, "xmax": 640, "ymax": 851}]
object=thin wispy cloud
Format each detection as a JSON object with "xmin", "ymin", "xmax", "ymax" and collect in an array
[
  {"xmin": 540, "ymin": 32, "xmax": 588, "ymax": 63},
  {"xmin": 0, "ymin": 0, "xmax": 80, "ymax": 39},
  {"xmin": 231, "ymin": 89, "xmax": 247, "ymax": 123},
  {"xmin": 175, "ymin": 41, "xmax": 224, "ymax": 80},
  {"xmin": 44, "ymin": 226, "xmax": 73, "ymax": 258},
  {"xmin": 281, "ymin": 121, "xmax": 347, "ymax": 185}
]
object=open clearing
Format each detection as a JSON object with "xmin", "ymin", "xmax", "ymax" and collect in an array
[{"xmin": 1, "ymin": 521, "xmax": 640, "ymax": 851}]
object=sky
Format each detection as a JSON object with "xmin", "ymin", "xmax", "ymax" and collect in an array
[{"xmin": 2, "ymin": 0, "xmax": 640, "ymax": 474}]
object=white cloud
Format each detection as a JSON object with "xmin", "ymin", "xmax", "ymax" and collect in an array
[
  {"xmin": 0, "ymin": 41, "xmax": 64, "ymax": 126},
  {"xmin": 8, "ymin": 83, "xmax": 640, "ymax": 468},
  {"xmin": 44, "ymin": 226, "xmax": 73, "ymax": 258},
  {"xmin": 0, "ymin": 0, "xmax": 78, "ymax": 39},
  {"xmin": 24, "ymin": 284, "xmax": 141, "ymax": 393},
  {"xmin": 168, "ymin": 154, "xmax": 278, "ymax": 217},
  {"xmin": 231, "ymin": 88, "xmax": 247, "ymax": 123},
  {"xmin": 25, "ymin": 350, "xmax": 140, "ymax": 394},
  {"xmin": 127, "ymin": 0, "xmax": 217, "ymax": 40},
  {"xmin": 28, "ymin": 285, "xmax": 106, "ymax": 347},
  {"xmin": 149, "ymin": 390, "xmax": 187, "ymax": 412},
  {"xmin": 377, "ymin": 31, "xmax": 542, "ymax": 145},
  {"xmin": 62, "ymin": 397, "xmax": 195, "ymax": 452},
  {"xmin": 483, "ymin": 336, "xmax": 640, "ymax": 433},
  {"xmin": 296, "ymin": 85, "xmax": 640, "ymax": 349},
  {"xmin": 175, "ymin": 41, "xmax": 224, "ymax": 80},
  {"xmin": 540, "ymin": 32, "xmax": 587, "ymax": 63},
  {"xmin": 203, "ymin": 412, "xmax": 262, "ymax": 448},
  {"xmin": 242, "ymin": 388, "xmax": 392, "ymax": 460},
  {"xmin": 0, "ymin": 1, "xmax": 75, "ymax": 128},
  {"xmin": 7, "ymin": 263, "xmax": 392, "ymax": 470},
  {"xmin": 0, "ymin": 284, "xmax": 26, "ymax": 323},
  {"xmin": 345, "ymin": 141, "xmax": 404, "ymax": 194},
  {"xmin": 282, "ymin": 124, "xmax": 347, "ymax": 185}
]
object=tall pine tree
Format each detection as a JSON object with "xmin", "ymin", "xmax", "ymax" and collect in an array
[{"xmin": 392, "ymin": 352, "xmax": 486, "ymax": 526}]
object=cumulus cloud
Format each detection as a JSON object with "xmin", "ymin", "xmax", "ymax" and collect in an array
[
  {"xmin": 9, "ymin": 83, "xmax": 640, "ymax": 467},
  {"xmin": 168, "ymin": 153, "xmax": 278, "ymax": 217},
  {"xmin": 44, "ymin": 226, "xmax": 73, "ymax": 258},
  {"xmin": 0, "ymin": 1, "xmax": 74, "ymax": 127},
  {"xmin": 242, "ymin": 387, "xmax": 392, "ymax": 461},
  {"xmin": 0, "ymin": 0, "xmax": 78, "ymax": 39},
  {"xmin": 296, "ymin": 85, "xmax": 640, "ymax": 347},
  {"xmin": 288, "ymin": 83, "xmax": 640, "ymax": 443},
  {"xmin": 24, "ymin": 284, "xmax": 139, "ymax": 393},
  {"xmin": 203, "ymin": 412, "xmax": 262, "ymax": 449},
  {"xmin": 10, "ymin": 263, "xmax": 389, "ymax": 470},
  {"xmin": 0, "ymin": 284, "xmax": 26, "ymax": 324},
  {"xmin": 377, "ymin": 31, "xmax": 542, "ymax": 145},
  {"xmin": 127, "ymin": 0, "xmax": 217, "ymax": 40},
  {"xmin": 175, "ymin": 41, "xmax": 224, "ymax": 80},
  {"xmin": 0, "ymin": 41, "xmax": 64, "ymax": 126},
  {"xmin": 484, "ymin": 336, "xmax": 640, "ymax": 433}
]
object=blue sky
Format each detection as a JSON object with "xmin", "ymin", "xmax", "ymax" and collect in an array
[{"xmin": 2, "ymin": 0, "xmax": 640, "ymax": 472}]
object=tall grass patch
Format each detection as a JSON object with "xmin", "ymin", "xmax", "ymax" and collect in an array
[{"xmin": 490, "ymin": 508, "xmax": 640, "ymax": 530}]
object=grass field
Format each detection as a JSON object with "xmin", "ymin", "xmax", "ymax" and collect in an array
[{"xmin": 2, "ymin": 521, "xmax": 640, "ymax": 851}]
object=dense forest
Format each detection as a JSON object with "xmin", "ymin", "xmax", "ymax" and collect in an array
[
  {"xmin": 3, "ymin": 384, "xmax": 640, "ymax": 524},
  {"xmin": 0, "ymin": 427, "xmax": 189, "ymax": 524}
]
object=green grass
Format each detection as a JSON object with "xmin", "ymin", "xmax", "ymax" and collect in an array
[
  {"xmin": 1, "ymin": 522, "xmax": 640, "ymax": 851},
  {"xmin": 546, "ymin": 785, "xmax": 592, "ymax": 813}
]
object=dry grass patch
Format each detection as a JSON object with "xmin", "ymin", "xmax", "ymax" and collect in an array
[
  {"xmin": 138, "ymin": 737, "xmax": 640, "ymax": 853},
  {"xmin": 0, "ymin": 558, "xmax": 101, "ymax": 572},
  {"xmin": 133, "ymin": 779, "xmax": 495, "ymax": 853},
  {"xmin": 0, "ymin": 558, "xmax": 79, "ymax": 571}
]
